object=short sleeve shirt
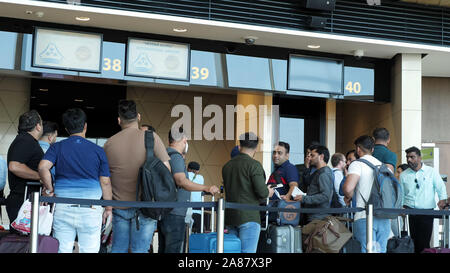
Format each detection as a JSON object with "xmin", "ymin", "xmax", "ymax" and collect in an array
[
  {"xmin": 167, "ymin": 147, "xmax": 190, "ymax": 217},
  {"xmin": 267, "ymin": 160, "xmax": 299, "ymax": 198},
  {"xmin": 189, "ymin": 172, "xmax": 204, "ymax": 214},
  {"xmin": 104, "ymin": 128, "xmax": 170, "ymax": 202},
  {"xmin": 44, "ymin": 136, "xmax": 110, "ymax": 199},
  {"xmin": 7, "ymin": 133, "xmax": 44, "ymax": 194},
  {"xmin": 347, "ymin": 155, "xmax": 382, "ymax": 221},
  {"xmin": 0, "ymin": 156, "xmax": 7, "ymax": 190},
  {"xmin": 372, "ymin": 144, "xmax": 397, "ymax": 169}
]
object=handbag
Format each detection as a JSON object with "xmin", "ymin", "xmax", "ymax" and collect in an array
[
  {"xmin": 387, "ymin": 215, "xmax": 414, "ymax": 253},
  {"xmin": 268, "ymin": 200, "xmax": 301, "ymax": 226},
  {"xmin": 11, "ymin": 199, "xmax": 54, "ymax": 236},
  {"xmin": 302, "ymin": 216, "xmax": 352, "ymax": 253}
]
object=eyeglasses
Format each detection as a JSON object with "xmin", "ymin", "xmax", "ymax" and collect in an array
[{"xmin": 415, "ymin": 178, "xmax": 419, "ymax": 189}]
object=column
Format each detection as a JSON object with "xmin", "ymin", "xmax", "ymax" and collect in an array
[
  {"xmin": 392, "ymin": 53, "xmax": 422, "ymax": 163},
  {"xmin": 326, "ymin": 100, "xmax": 336, "ymax": 158},
  {"xmin": 236, "ymin": 91, "xmax": 274, "ymax": 180}
]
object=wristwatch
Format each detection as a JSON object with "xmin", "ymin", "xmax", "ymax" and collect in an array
[{"xmin": 45, "ymin": 189, "xmax": 53, "ymax": 195}]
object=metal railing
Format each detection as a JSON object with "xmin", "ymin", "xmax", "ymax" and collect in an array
[{"xmin": 28, "ymin": 192, "xmax": 450, "ymax": 253}]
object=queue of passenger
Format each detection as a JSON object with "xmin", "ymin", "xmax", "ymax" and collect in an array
[{"xmin": 1, "ymin": 104, "xmax": 449, "ymax": 254}]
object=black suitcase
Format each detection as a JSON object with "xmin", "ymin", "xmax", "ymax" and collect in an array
[{"xmin": 387, "ymin": 215, "xmax": 414, "ymax": 253}]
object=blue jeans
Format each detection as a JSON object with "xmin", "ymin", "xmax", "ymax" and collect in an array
[
  {"xmin": 52, "ymin": 203, "xmax": 103, "ymax": 253},
  {"xmin": 227, "ymin": 222, "xmax": 261, "ymax": 253},
  {"xmin": 353, "ymin": 217, "xmax": 391, "ymax": 253},
  {"xmin": 111, "ymin": 208, "xmax": 157, "ymax": 253}
]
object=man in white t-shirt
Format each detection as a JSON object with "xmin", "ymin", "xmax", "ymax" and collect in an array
[{"xmin": 343, "ymin": 135, "xmax": 391, "ymax": 253}]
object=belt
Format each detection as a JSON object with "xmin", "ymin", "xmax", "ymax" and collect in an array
[{"xmin": 69, "ymin": 204, "xmax": 95, "ymax": 208}]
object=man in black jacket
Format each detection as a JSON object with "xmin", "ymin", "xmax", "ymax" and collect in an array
[{"xmin": 294, "ymin": 144, "xmax": 333, "ymax": 223}]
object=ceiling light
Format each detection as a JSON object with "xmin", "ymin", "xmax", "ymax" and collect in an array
[
  {"xmin": 173, "ymin": 28, "xmax": 187, "ymax": 33},
  {"xmin": 25, "ymin": 11, "xmax": 33, "ymax": 15},
  {"xmin": 39, "ymin": 88, "xmax": 48, "ymax": 92},
  {"xmin": 74, "ymin": 99, "xmax": 84, "ymax": 102},
  {"xmin": 307, "ymin": 44, "xmax": 321, "ymax": 49},
  {"xmin": 75, "ymin": 16, "xmax": 90, "ymax": 22}
]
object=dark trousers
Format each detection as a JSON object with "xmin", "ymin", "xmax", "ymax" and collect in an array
[
  {"xmin": 5, "ymin": 192, "xmax": 24, "ymax": 229},
  {"xmin": 409, "ymin": 214, "xmax": 435, "ymax": 253},
  {"xmin": 192, "ymin": 213, "xmax": 202, "ymax": 233},
  {"xmin": 158, "ymin": 214, "xmax": 186, "ymax": 253}
]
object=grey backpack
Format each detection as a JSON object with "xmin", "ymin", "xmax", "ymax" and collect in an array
[{"xmin": 357, "ymin": 159, "xmax": 403, "ymax": 219}]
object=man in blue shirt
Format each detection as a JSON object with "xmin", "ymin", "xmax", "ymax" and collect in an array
[
  {"xmin": 39, "ymin": 108, "xmax": 113, "ymax": 253},
  {"xmin": 38, "ymin": 121, "xmax": 58, "ymax": 183},
  {"xmin": 400, "ymin": 146, "xmax": 447, "ymax": 253},
  {"xmin": 38, "ymin": 121, "xmax": 58, "ymax": 153},
  {"xmin": 186, "ymin": 161, "xmax": 205, "ymax": 233},
  {"xmin": 267, "ymin": 142, "xmax": 299, "ymax": 201},
  {"xmin": 0, "ymin": 156, "xmax": 6, "ymax": 192}
]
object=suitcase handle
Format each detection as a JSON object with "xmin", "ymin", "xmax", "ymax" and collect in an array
[
  {"xmin": 199, "ymin": 193, "xmax": 215, "ymax": 233},
  {"xmin": 397, "ymin": 214, "xmax": 410, "ymax": 238}
]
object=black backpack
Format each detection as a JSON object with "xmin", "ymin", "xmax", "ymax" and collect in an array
[{"xmin": 136, "ymin": 130, "xmax": 177, "ymax": 221}]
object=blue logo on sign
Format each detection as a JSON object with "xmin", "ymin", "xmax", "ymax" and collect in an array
[
  {"xmin": 133, "ymin": 53, "xmax": 153, "ymax": 73},
  {"xmin": 39, "ymin": 43, "xmax": 63, "ymax": 64}
]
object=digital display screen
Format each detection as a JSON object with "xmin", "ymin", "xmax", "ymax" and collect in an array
[{"xmin": 288, "ymin": 55, "xmax": 343, "ymax": 95}]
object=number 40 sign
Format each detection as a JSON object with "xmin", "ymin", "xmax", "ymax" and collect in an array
[{"xmin": 345, "ymin": 81, "xmax": 361, "ymax": 94}]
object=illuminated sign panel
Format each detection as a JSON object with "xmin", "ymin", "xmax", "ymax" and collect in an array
[
  {"xmin": 126, "ymin": 38, "xmax": 190, "ymax": 81},
  {"xmin": 33, "ymin": 28, "xmax": 102, "ymax": 73}
]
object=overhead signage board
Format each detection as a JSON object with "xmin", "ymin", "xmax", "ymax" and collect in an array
[
  {"xmin": 0, "ymin": 31, "xmax": 18, "ymax": 70},
  {"xmin": 288, "ymin": 55, "xmax": 344, "ymax": 95},
  {"xmin": 126, "ymin": 38, "xmax": 190, "ymax": 81},
  {"xmin": 32, "ymin": 28, "xmax": 102, "ymax": 73},
  {"xmin": 343, "ymin": 66, "xmax": 375, "ymax": 100}
]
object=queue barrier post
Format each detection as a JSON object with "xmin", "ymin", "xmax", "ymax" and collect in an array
[
  {"xmin": 366, "ymin": 204, "xmax": 373, "ymax": 253},
  {"xmin": 216, "ymin": 198, "xmax": 225, "ymax": 253},
  {"xmin": 30, "ymin": 191, "xmax": 40, "ymax": 253}
]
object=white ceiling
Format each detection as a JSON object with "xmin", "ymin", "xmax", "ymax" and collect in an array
[{"xmin": 0, "ymin": 0, "xmax": 449, "ymax": 77}]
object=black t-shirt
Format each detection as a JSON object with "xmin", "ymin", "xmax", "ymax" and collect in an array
[{"xmin": 7, "ymin": 132, "xmax": 44, "ymax": 195}]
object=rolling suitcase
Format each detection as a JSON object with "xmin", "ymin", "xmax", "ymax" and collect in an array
[
  {"xmin": 0, "ymin": 234, "xmax": 59, "ymax": 253},
  {"xmin": 387, "ymin": 215, "xmax": 414, "ymax": 253},
  {"xmin": 0, "ymin": 183, "xmax": 59, "ymax": 253},
  {"xmin": 257, "ymin": 198, "xmax": 302, "ymax": 253},
  {"xmin": 189, "ymin": 232, "xmax": 241, "ymax": 253},
  {"xmin": 422, "ymin": 214, "xmax": 450, "ymax": 253},
  {"xmin": 257, "ymin": 224, "xmax": 302, "ymax": 253},
  {"xmin": 188, "ymin": 194, "xmax": 241, "ymax": 253}
]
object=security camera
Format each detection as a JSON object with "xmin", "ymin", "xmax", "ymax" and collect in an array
[
  {"xmin": 243, "ymin": 36, "xmax": 258, "ymax": 45},
  {"xmin": 366, "ymin": 0, "xmax": 381, "ymax": 6},
  {"xmin": 226, "ymin": 45, "xmax": 237, "ymax": 54},
  {"xmin": 353, "ymin": 49, "xmax": 364, "ymax": 60}
]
